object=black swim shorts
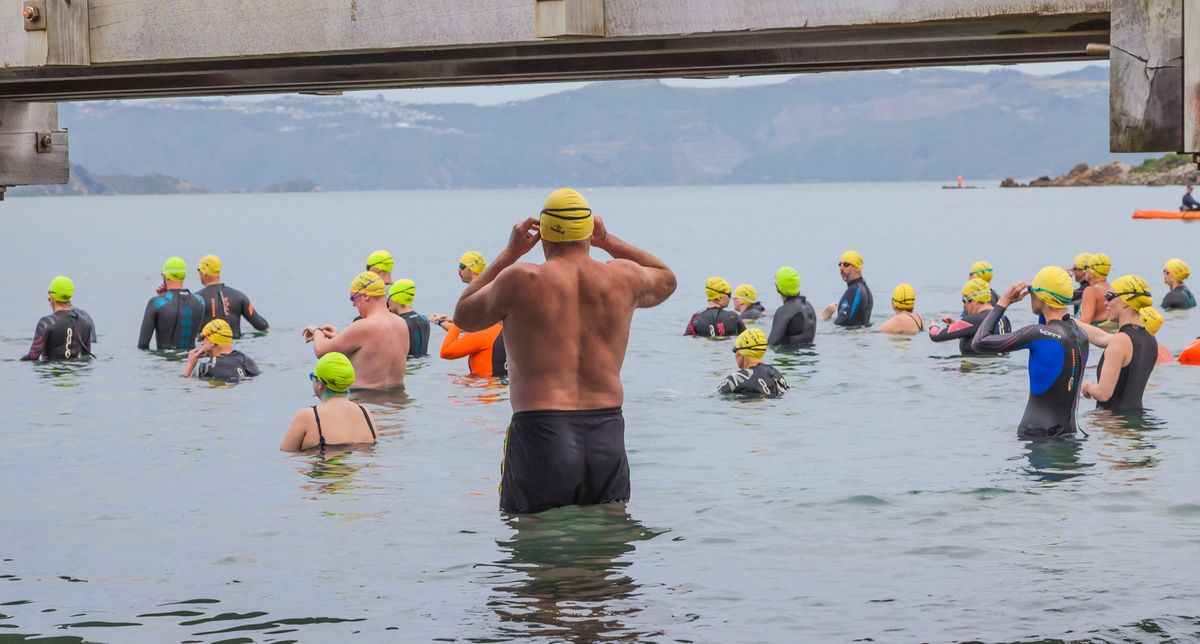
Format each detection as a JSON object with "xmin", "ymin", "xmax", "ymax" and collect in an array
[{"xmin": 499, "ymin": 407, "xmax": 630, "ymax": 514}]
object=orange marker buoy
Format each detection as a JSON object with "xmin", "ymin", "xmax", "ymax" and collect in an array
[
  {"xmin": 1133, "ymin": 210, "xmax": 1200, "ymax": 220},
  {"xmin": 957, "ymin": 175, "xmax": 963, "ymax": 188},
  {"xmin": 1179, "ymin": 338, "xmax": 1200, "ymax": 365}
]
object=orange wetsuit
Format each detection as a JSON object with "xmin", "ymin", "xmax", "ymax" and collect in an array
[{"xmin": 440, "ymin": 322, "xmax": 507, "ymax": 377}]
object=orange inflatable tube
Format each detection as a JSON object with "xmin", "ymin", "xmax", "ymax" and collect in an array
[
  {"xmin": 1132, "ymin": 210, "xmax": 1200, "ymax": 220},
  {"xmin": 1179, "ymin": 338, "xmax": 1200, "ymax": 365}
]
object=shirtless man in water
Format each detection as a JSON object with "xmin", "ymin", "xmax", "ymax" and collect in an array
[
  {"xmin": 303, "ymin": 271, "xmax": 409, "ymax": 390},
  {"xmin": 454, "ymin": 188, "xmax": 677, "ymax": 514}
]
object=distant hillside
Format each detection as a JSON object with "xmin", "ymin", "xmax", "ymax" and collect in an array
[
  {"xmin": 57, "ymin": 66, "xmax": 1123, "ymax": 191},
  {"xmin": 9, "ymin": 165, "xmax": 206, "ymax": 196}
]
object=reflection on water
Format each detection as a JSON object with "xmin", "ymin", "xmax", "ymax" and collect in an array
[
  {"xmin": 1022, "ymin": 436, "xmax": 1092, "ymax": 483},
  {"xmin": 771, "ymin": 346, "xmax": 819, "ymax": 383},
  {"xmin": 298, "ymin": 449, "xmax": 376, "ymax": 498},
  {"xmin": 30, "ymin": 358, "xmax": 96, "ymax": 386},
  {"xmin": 448, "ymin": 374, "xmax": 509, "ymax": 406},
  {"xmin": 482, "ymin": 504, "xmax": 665, "ymax": 641},
  {"xmin": 1088, "ymin": 408, "xmax": 1167, "ymax": 473}
]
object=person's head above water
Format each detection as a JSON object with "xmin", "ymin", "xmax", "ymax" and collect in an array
[
  {"xmin": 539, "ymin": 188, "xmax": 594, "ymax": 245},
  {"xmin": 838, "ymin": 250, "xmax": 863, "ymax": 282},
  {"xmin": 961, "ymin": 277, "xmax": 992, "ymax": 314},
  {"xmin": 199, "ymin": 318, "xmax": 234, "ymax": 353},
  {"xmin": 732, "ymin": 327, "xmax": 768, "ymax": 368},
  {"xmin": 968, "ymin": 261, "xmax": 994, "ymax": 283},
  {"xmin": 387, "ymin": 278, "xmax": 416, "ymax": 313},
  {"xmin": 1086, "ymin": 252, "xmax": 1112, "ymax": 281},
  {"xmin": 1028, "ymin": 265, "xmax": 1074, "ymax": 314},
  {"xmin": 705, "ymin": 276, "xmax": 732, "ymax": 307},
  {"xmin": 1106, "ymin": 274, "xmax": 1153, "ymax": 322},
  {"xmin": 891, "ymin": 283, "xmax": 916, "ymax": 312},
  {"xmin": 47, "ymin": 275, "xmax": 74, "ymax": 308},
  {"xmin": 312, "ymin": 351, "xmax": 355, "ymax": 396},
  {"xmin": 775, "ymin": 266, "xmax": 801, "ymax": 299},
  {"xmin": 1163, "ymin": 258, "xmax": 1190, "ymax": 287},
  {"xmin": 1069, "ymin": 252, "xmax": 1092, "ymax": 282},
  {"xmin": 162, "ymin": 256, "xmax": 187, "ymax": 286},
  {"xmin": 734, "ymin": 284, "xmax": 757, "ymax": 305},
  {"xmin": 1139, "ymin": 306, "xmax": 1163, "ymax": 335},
  {"xmin": 349, "ymin": 271, "xmax": 386, "ymax": 314},
  {"xmin": 198, "ymin": 254, "xmax": 222, "ymax": 285},
  {"xmin": 458, "ymin": 251, "xmax": 486, "ymax": 283},
  {"xmin": 366, "ymin": 250, "xmax": 394, "ymax": 277}
]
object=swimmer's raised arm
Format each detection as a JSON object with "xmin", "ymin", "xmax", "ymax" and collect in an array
[
  {"xmin": 1082, "ymin": 333, "xmax": 1131, "ymax": 401},
  {"xmin": 591, "ymin": 216, "xmax": 676, "ymax": 308},
  {"xmin": 312, "ymin": 322, "xmax": 364, "ymax": 357},
  {"xmin": 455, "ymin": 218, "xmax": 541, "ymax": 330},
  {"xmin": 1073, "ymin": 318, "xmax": 1113, "ymax": 348}
]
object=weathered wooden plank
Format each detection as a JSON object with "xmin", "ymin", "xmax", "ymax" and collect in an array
[
  {"xmin": 1109, "ymin": 0, "xmax": 1183, "ymax": 151},
  {"xmin": 46, "ymin": 0, "xmax": 90, "ymax": 66},
  {"xmin": 0, "ymin": 102, "xmax": 68, "ymax": 186},
  {"xmin": 1185, "ymin": 0, "xmax": 1200, "ymax": 153},
  {"xmin": 536, "ymin": 0, "xmax": 605, "ymax": 38}
]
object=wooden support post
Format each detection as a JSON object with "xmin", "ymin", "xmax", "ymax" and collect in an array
[
  {"xmin": 535, "ymin": 0, "xmax": 605, "ymax": 38},
  {"xmin": 46, "ymin": 0, "xmax": 90, "ymax": 65},
  {"xmin": 0, "ymin": 102, "xmax": 70, "ymax": 189},
  {"xmin": 1109, "ymin": 0, "xmax": 1184, "ymax": 152},
  {"xmin": 1185, "ymin": 0, "xmax": 1200, "ymax": 153}
]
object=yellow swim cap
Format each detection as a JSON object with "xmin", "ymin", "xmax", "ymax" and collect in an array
[
  {"xmin": 349, "ymin": 271, "xmax": 386, "ymax": 298},
  {"xmin": 733, "ymin": 284, "xmax": 757, "ymax": 305},
  {"xmin": 48, "ymin": 275, "xmax": 74, "ymax": 303},
  {"xmin": 314, "ymin": 352, "xmax": 355, "ymax": 393},
  {"xmin": 775, "ymin": 267, "xmax": 801, "ymax": 297},
  {"xmin": 162, "ymin": 256, "xmax": 187, "ymax": 281},
  {"xmin": 839, "ymin": 250, "xmax": 864, "ymax": 270},
  {"xmin": 1073, "ymin": 252, "xmax": 1092, "ymax": 270},
  {"xmin": 1139, "ymin": 306, "xmax": 1163, "ymax": 335},
  {"xmin": 459, "ymin": 251, "xmax": 486, "ymax": 275},
  {"xmin": 733, "ymin": 328, "xmax": 768, "ymax": 360},
  {"xmin": 961, "ymin": 277, "xmax": 992, "ymax": 303},
  {"xmin": 389, "ymin": 278, "xmax": 416, "ymax": 306},
  {"xmin": 201, "ymin": 319, "xmax": 233, "ymax": 345},
  {"xmin": 366, "ymin": 249, "xmax": 394, "ymax": 272},
  {"xmin": 1088, "ymin": 253, "xmax": 1112, "ymax": 278},
  {"xmin": 1030, "ymin": 266, "xmax": 1074, "ymax": 308},
  {"xmin": 1164, "ymin": 258, "xmax": 1191, "ymax": 281},
  {"xmin": 891, "ymin": 283, "xmax": 916, "ymax": 310},
  {"xmin": 198, "ymin": 255, "xmax": 222, "ymax": 277},
  {"xmin": 539, "ymin": 188, "xmax": 594, "ymax": 243},
  {"xmin": 1110, "ymin": 274, "xmax": 1153, "ymax": 310},
  {"xmin": 705, "ymin": 277, "xmax": 732, "ymax": 301},
  {"xmin": 969, "ymin": 261, "xmax": 994, "ymax": 282}
]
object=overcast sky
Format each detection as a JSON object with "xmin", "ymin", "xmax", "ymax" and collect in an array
[{"xmin": 351, "ymin": 61, "xmax": 1105, "ymax": 106}]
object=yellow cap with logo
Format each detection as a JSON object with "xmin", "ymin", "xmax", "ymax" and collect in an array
[
  {"xmin": 539, "ymin": 188, "xmax": 594, "ymax": 243},
  {"xmin": 349, "ymin": 271, "xmax": 386, "ymax": 298},
  {"xmin": 1030, "ymin": 266, "xmax": 1074, "ymax": 307},
  {"xmin": 969, "ymin": 261, "xmax": 994, "ymax": 283},
  {"xmin": 198, "ymin": 255, "xmax": 222, "ymax": 277},
  {"xmin": 1164, "ymin": 258, "xmax": 1190, "ymax": 281},
  {"xmin": 202, "ymin": 319, "xmax": 234, "ymax": 345},
  {"xmin": 961, "ymin": 277, "xmax": 992, "ymax": 303},
  {"xmin": 733, "ymin": 284, "xmax": 757, "ymax": 305},
  {"xmin": 839, "ymin": 250, "xmax": 864, "ymax": 270},
  {"xmin": 891, "ymin": 283, "xmax": 916, "ymax": 311},
  {"xmin": 1110, "ymin": 274, "xmax": 1153, "ymax": 310},
  {"xmin": 705, "ymin": 276, "xmax": 732, "ymax": 300},
  {"xmin": 459, "ymin": 251, "xmax": 486, "ymax": 275},
  {"xmin": 1139, "ymin": 306, "xmax": 1163, "ymax": 334},
  {"xmin": 733, "ymin": 328, "xmax": 768, "ymax": 360}
]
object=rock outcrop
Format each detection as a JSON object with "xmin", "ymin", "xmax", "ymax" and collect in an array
[{"xmin": 1001, "ymin": 160, "xmax": 1200, "ymax": 187}]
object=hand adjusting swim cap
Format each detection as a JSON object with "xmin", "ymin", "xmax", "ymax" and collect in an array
[
  {"xmin": 961, "ymin": 277, "xmax": 992, "ymax": 303},
  {"xmin": 366, "ymin": 249, "xmax": 394, "ymax": 272},
  {"xmin": 1164, "ymin": 258, "xmax": 1191, "ymax": 281},
  {"xmin": 539, "ymin": 188, "xmax": 594, "ymax": 243},
  {"xmin": 1109, "ymin": 274, "xmax": 1153, "ymax": 310},
  {"xmin": 734, "ymin": 284, "xmax": 757, "ymax": 305},
  {"xmin": 47, "ymin": 275, "xmax": 75, "ymax": 303},
  {"xmin": 201, "ymin": 319, "xmax": 234, "ymax": 345},
  {"xmin": 705, "ymin": 277, "xmax": 732, "ymax": 300},
  {"xmin": 891, "ymin": 283, "xmax": 916, "ymax": 310},
  {"xmin": 349, "ymin": 271, "xmax": 386, "ymax": 298},
  {"xmin": 775, "ymin": 266, "xmax": 801, "ymax": 297},
  {"xmin": 733, "ymin": 328, "xmax": 768, "ymax": 360},
  {"xmin": 839, "ymin": 250, "xmax": 864, "ymax": 270},
  {"xmin": 315, "ymin": 352, "xmax": 355, "ymax": 393},
  {"xmin": 1072, "ymin": 252, "xmax": 1092, "ymax": 270},
  {"xmin": 198, "ymin": 255, "xmax": 222, "ymax": 277},
  {"xmin": 389, "ymin": 279, "xmax": 416, "ymax": 306},
  {"xmin": 1030, "ymin": 266, "xmax": 1074, "ymax": 307},
  {"xmin": 162, "ymin": 256, "xmax": 187, "ymax": 281},
  {"xmin": 459, "ymin": 251, "xmax": 486, "ymax": 274},
  {"xmin": 1088, "ymin": 253, "xmax": 1112, "ymax": 278},
  {"xmin": 969, "ymin": 261, "xmax": 994, "ymax": 282},
  {"xmin": 1139, "ymin": 306, "xmax": 1163, "ymax": 335}
]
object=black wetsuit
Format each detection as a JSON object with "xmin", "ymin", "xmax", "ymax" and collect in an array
[
  {"xmin": 138, "ymin": 289, "xmax": 205, "ymax": 350},
  {"xmin": 400, "ymin": 310, "xmax": 431, "ymax": 357},
  {"xmin": 1072, "ymin": 279, "xmax": 1090, "ymax": 315},
  {"xmin": 768, "ymin": 295, "xmax": 816, "ymax": 346},
  {"xmin": 196, "ymin": 283, "xmax": 269, "ymax": 338},
  {"xmin": 685, "ymin": 307, "xmax": 746, "ymax": 337},
  {"xmin": 193, "ymin": 350, "xmax": 262, "ymax": 383},
  {"xmin": 1095, "ymin": 325, "xmax": 1157, "ymax": 411},
  {"xmin": 928, "ymin": 309, "xmax": 1012, "ymax": 355},
  {"xmin": 834, "ymin": 278, "xmax": 873, "ymax": 327},
  {"xmin": 717, "ymin": 363, "xmax": 789, "ymax": 397},
  {"xmin": 1183, "ymin": 192, "xmax": 1200, "ymax": 211},
  {"xmin": 739, "ymin": 302, "xmax": 767, "ymax": 321},
  {"xmin": 493, "ymin": 330, "xmax": 508, "ymax": 378},
  {"xmin": 500, "ymin": 407, "xmax": 629, "ymax": 514},
  {"xmin": 22, "ymin": 309, "xmax": 96, "ymax": 361},
  {"xmin": 1162, "ymin": 284, "xmax": 1196, "ymax": 310},
  {"xmin": 971, "ymin": 306, "xmax": 1089, "ymax": 437}
]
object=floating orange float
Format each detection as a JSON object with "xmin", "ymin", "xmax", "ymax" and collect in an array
[
  {"xmin": 1132, "ymin": 210, "xmax": 1200, "ymax": 220},
  {"xmin": 1179, "ymin": 338, "xmax": 1200, "ymax": 365}
]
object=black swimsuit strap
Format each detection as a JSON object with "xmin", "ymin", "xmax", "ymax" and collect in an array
[
  {"xmin": 357, "ymin": 404, "xmax": 376, "ymax": 439},
  {"xmin": 907, "ymin": 311, "xmax": 924, "ymax": 331},
  {"xmin": 311, "ymin": 405, "xmax": 326, "ymax": 449}
]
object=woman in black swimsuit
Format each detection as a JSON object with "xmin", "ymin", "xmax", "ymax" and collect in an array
[{"xmin": 280, "ymin": 352, "xmax": 377, "ymax": 451}]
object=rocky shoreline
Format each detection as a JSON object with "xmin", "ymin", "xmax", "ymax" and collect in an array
[{"xmin": 1001, "ymin": 159, "xmax": 1200, "ymax": 187}]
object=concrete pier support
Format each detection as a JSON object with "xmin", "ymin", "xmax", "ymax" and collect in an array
[{"xmin": 0, "ymin": 102, "xmax": 68, "ymax": 199}]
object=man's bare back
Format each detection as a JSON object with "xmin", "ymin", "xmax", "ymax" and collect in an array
[{"xmin": 304, "ymin": 292, "xmax": 409, "ymax": 391}]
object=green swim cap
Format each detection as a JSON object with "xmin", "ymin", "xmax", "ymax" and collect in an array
[
  {"xmin": 775, "ymin": 266, "xmax": 801, "ymax": 297},
  {"xmin": 48, "ymin": 275, "xmax": 74, "ymax": 303},
  {"xmin": 162, "ymin": 256, "xmax": 187, "ymax": 281},
  {"xmin": 389, "ymin": 278, "xmax": 416, "ymax": 306},
  {"xmin": 366, "ymin": 249, "xmax": 394, "ymax": 272},
  {"xmin": 315, "ymin": 352, "xmax": 355, "ymax": 393}
]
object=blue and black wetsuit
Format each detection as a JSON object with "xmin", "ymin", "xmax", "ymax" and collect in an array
[
  {"xmin": 400, "ymin": 310, "xmax": 431, "ymax": 357},
  {"xmin": 768, "ymin": 295, "xmax": 816, "ymax": 346},
  {"xmin": 22, "ymin": 309, "xmax": 96, "ymax": 361},
  {"xmin": 928, "ymin": 309, "xmax": 1011, "ymax": 355},
  {"xmin": 717, "ymin": 363, "xmax": 788, "ymax": 397},
  {"xmin": 971, "ymin": 306, "xmax": 1089, "ymax": 437},
  {"xmin": 194, "ymin": 350, "xmax": 262, "ymax": 383},
  {"xmin": 834, "ymin": 278, "xmax": 873, "ymax": 327},
  {"xmin": 197, "ymin": 283, "xmax": 269, "ymax": 338},
  {"xmin": 739, "ymin": 302, "xmax": 767, "ymax": 321},
  {"xmin": 1162, "ymin": 284, "xmax": 1196, "ymax": 310},
  {"xmin": 1095, "ymin": 325, "xmax": 1157, "ymax": 411},
  {"xmin": 685, "ymin": 307, "xmax": 746, "ymax": 338},
  {"xmin": 138, "ymin": 289, "xmax": 205, "ymax": 350}
]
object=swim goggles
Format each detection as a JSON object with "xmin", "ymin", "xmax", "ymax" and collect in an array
[
  {"xmin": 732, "ymin": 343, "xmax": 767, "ymax": 354},
  {"xmin": 837, "ymin": 262, "xmax": 854, "ymax": 268},
  {"xmin": 1105, "ymin": 290, "xmax": 1149, "ymax": 302},
  {"xmin": 1027, "ymin": 286, "xmax": 1073, "ymax": 306}
]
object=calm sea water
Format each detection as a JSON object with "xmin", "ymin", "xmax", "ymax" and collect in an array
[{"xmin": 1, "ymin": 183, "xmax": 1197, "ymax": 643}]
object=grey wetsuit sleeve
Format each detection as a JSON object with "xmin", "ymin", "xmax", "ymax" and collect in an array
[
  {"xmin": 242, "ymin": 354, "xmax": 262, "ymax": 377},
  {"xmin": 137, "ymin": 299, "xmax": 156, "ymax": 350},
  {"xmin": 767, "ymin": 305, "xmax": 790, "ymax": 345}
]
